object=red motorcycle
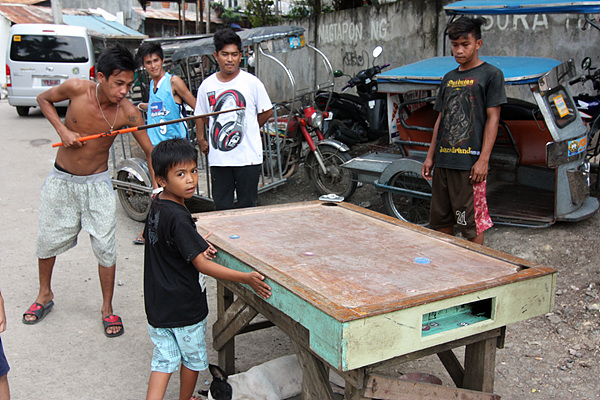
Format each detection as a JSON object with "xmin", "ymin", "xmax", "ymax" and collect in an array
[{"xmin": 264, "ymin": 92, "xmax": 358, "ymax": 199}]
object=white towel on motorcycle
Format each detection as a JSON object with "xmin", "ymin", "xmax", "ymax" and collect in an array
[{"xmin": 195, "ymin": 70, "xmax": 272, "ymax": 167}]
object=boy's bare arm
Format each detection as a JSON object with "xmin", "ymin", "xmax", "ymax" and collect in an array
[
  {"xmin": 171, "ymin": 75, "xmax": 196, "ymax": 110},
  {"xmin": 195, "ymin": 118, "xmax": 210, "ymax": 154},
  {"xmin": 470, "ymin": 106, "xmax": 501, "ymax": 184},
  {"xmin": 422, "ymin": 113, "xmax": 441, "ymax": 180},
  {"xmin": 37, "ymin": 78, "xmax": 85, "ymax": 148},
  {"xmin": 192, "ymin": 254, "xmax": 271, "ymax": 299},
  {"xmin": 257, "ymin": 108, "xmax": 273, "ymax": 128}
]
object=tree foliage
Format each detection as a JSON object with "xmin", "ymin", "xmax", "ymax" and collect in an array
[
  {"xmin": 245, "ymin": 0, "xmax": 280, "ymax": 27},
  {"xmin": 221, "ymin": 7, "xmax": 242, "ymax": 24}
]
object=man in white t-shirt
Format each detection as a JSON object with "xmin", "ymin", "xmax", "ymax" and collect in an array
[{"xmin": 195, "ymin": 28, "xmax": 273, "ymax": 210}]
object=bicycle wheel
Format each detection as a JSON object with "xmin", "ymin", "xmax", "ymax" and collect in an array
[
  {"xmin": 116, "ymin": 170, "xmax": 152, "ymax": 222},
  {"xmin": 382, "ymin": 171, "xmax": 431, "ymax": 226}
]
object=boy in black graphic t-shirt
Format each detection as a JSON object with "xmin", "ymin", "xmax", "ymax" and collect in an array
[
  {"xmin": 143, "ymin": 138, "xmax": 271, "ymax": 400},
  {"xmin": 422, "ymin": 16, "xmax": 506, "ymax": 245}
]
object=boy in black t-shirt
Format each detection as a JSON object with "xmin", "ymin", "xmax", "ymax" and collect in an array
[
  {"xmin": 421, "ymin": 16, "xmax": 506, "ymax": 245},
  {"xmin": 143, "ymin": 138, "xmax": 271, "ymax": 400}
]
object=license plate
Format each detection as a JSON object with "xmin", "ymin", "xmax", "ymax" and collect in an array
[{"xmin": 42, "ymin": 79, "xmax": 60, "ymax": 86}]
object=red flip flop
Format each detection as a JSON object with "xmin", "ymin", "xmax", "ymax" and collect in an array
[
  {"xmin": 22, "ymin": 300, "xmax": 54, "ymax": 325},
  {"xmin": 103, "ymin": 314, "xmax": 125, "ymax": 338}
]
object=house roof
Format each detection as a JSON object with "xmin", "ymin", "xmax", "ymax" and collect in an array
[
  {"xmin": 132, "ymin": 6, "xmax": 222, "ymax": 23},
  {"xmin": 0, "ymin": 0, "xmax": 45, "ymax": 4},
  {"xmin": 62, "ymin": 15, "xmax": 147, "ymax": 38},
  {"xmin": 0, "ymin": 3, "xmax": 49, "ymax": 23},
  {"xmin": 0, "ymin": 4, "xmax": 148, "ymax": 39}
]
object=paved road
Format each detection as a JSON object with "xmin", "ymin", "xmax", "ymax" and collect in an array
[{"xmin": 0, "ymin": 100, "xmax": 222, "ymax": 399}]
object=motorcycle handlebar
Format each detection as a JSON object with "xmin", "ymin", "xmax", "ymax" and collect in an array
[
  {"xmin": 570, "ymin": 76, "xmax": 586, "ymax": 85},
  {"xmin": 570, "ymin": 73, "xmax": 600, "ymax": 86},
  {"xmin": 342, "ymin": 64, "xmax": 392, "ymax": 91}
]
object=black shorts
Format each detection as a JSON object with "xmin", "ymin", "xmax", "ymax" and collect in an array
[
  {"xmin": 429, "ymin": 168, "xmax": 493, "ymax": 238},
  {"xmin": 210, "ymin": 165, "xmax": 261, "ymax": 211}
]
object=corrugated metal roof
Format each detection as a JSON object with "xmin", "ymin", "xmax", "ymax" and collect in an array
[
  {"xmin": 0, "ymin": 4, "xmax": 148, "ymax": 38},
  {"xmin": 132, "ymin": 6, "xmax": 222, "ymax": 23},
  {"xmin": 0, "ymin": 0, "xmax": 45, "ymax": 5},
  {"xmin": 63, "ymin": 15, "xmax": 147, "ymax": 39},
  {"xmin": 0, "ymin": 4, "xmax": 51, "ymax": 24}
]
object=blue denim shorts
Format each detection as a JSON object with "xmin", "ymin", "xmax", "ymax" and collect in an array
[
  {"xmin": 147, "ymin": 319, "xmax": 208, "ymax": 373},
  {"xmin": 0, "ymin": 338, "xmax": 9, "ymax": 377}
]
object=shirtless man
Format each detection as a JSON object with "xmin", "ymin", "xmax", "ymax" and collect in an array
[{"xmin": 22, "ymin": 44, "xmax": 154, "ymax": 337}]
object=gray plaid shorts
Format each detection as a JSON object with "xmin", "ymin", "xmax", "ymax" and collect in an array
[{"xmin": 36, "ymin": 166, "xmax": 117, "ymax": 267}]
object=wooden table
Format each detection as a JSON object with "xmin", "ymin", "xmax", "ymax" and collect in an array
[{"xmin": 195, "ymin": 201, "xmax": 556, "ymax": 399}]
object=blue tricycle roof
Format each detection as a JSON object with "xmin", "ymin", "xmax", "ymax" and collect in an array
[
  {"xmin": 444, "ymin": 0, "xmax": 600, "ymax": 15},
  {"xmin": 377, "ymin": 56, "xmax": 561, "ymax": 86}
]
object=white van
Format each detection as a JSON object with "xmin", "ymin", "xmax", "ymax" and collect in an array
[{"xmin": 6, "ymin": 24, "xmax": 95, "ymax": 116}]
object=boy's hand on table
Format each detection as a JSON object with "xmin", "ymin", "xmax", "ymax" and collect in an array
[
  {"xmin": 202, "ymin": 231, "xmax": 218, "ymax": 260},
  {"xmin": 246, "ymin": 272, "xmax": 272, "ymax": 299}
]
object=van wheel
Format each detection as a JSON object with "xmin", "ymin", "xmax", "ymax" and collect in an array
[{"xmin": 16, "ymin": 106, "xmax": 30, "ymax": 116}]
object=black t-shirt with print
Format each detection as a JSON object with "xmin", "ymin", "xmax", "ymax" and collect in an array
[
  {"xmin": 143, "ymin": 197, "xmax": 209, "ymax": 328},
  {"xmin": 433, "ymin": 62, "xmax": 507, "ymax": 170}
]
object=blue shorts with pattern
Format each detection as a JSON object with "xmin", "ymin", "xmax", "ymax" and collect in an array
[
  {"xmin": 0, "ymin": 338, "xmax": 9, "ymax": 377},
  {"xmin": 147, "ymin": 319, "xmax": 208, "ymax": 373}
]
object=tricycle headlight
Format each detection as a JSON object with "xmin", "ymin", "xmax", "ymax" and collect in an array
[{"xmin": 310, "ymin": 111, "xmax": 324, "ymax": 130}]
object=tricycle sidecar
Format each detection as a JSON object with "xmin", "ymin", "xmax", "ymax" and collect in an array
[{"xmin": 344, "ymin": 56, "xmax": 599, "ymax": 227}]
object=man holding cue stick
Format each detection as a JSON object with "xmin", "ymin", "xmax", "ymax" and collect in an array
[
  {"xmin": 22, "ymin": 44, "xmax": 154, "ymax": 337},
  {"xmin": 51, "ymin": 108, "xmax": 244, "ymax": 148}
]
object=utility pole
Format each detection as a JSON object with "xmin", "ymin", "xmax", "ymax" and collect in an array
[
  {"xmin": 205, "ymin": 0, "xmax": 210, "ymax": 33},
  {"xmin": 181, "ymin": 0, "xmax": 186, "ymax": 35},
  {"xmin": 196, "ymin": 0, "xmax": 200, "ymax": 33},
  {"xmin": 51, "ymin": 0, "xmax": 63, "ymax": 24}
]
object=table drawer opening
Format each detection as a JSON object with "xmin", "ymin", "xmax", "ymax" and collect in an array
[{"xmin": 421, "ymin": 298, "xmax": 494, "ymax": 338}]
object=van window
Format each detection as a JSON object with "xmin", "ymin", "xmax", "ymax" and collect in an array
[{"xmin": 10, "ymin": 35, "xmax": 89, "ymax": 63}]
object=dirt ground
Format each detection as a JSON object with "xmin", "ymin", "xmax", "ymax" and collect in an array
[{"xmin": 251, "ymin": 166, "xmax": 600, "ymax": 400}]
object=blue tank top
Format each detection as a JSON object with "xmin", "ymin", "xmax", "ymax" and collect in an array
[{"xmin": 147, "ymin": 72, "xmax": 187, "ymax": 146}]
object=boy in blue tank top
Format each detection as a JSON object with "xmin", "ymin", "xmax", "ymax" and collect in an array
[
  {"xmin": 136, "ymin": 42, "xmax": 197, "ymax": 145},
  {"xmin": 133, "ymin": 42, "xmax": 199, "ymax": 244}
]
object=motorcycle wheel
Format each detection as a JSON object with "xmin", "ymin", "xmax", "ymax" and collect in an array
[
  {"xmin": 382, "ymin": 171, "xmax": 431, "ymax": 226},
  {"xmin": 308, "ymin": 146, "xmax": 358, "ymax": 199},
  {"xmin": 116, "ymin": 170, "xmax": 152, "ymax": 222}
]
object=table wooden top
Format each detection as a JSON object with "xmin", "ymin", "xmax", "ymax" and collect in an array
[{"xmin": 195, "ymin": 201, "xmax": 555, "ymax": 322}]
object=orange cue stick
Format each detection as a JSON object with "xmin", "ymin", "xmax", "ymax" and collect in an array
[{"xmin": 51, "ymin": 107, "xmax": 245, "ymax": 148}]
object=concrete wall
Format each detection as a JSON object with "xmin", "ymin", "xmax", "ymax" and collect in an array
[
  {"xmin": 259, "ymin": 0, "xmax": 600, "ymax": 98},
  {"xmin": 473, "ymin": 13, "xmax": 599, "ymax": 66},
  {"xmin": 314, "ymin": 0, "xmax": 440, "ymax": 83}
]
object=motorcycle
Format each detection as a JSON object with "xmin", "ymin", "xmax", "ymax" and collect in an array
[
  {"xmin": 570, "ymin": 56, "xmax": 600, "ymax": 190},
  {"xmin": 315, "ymin": 47, "xmax": 390, "ymax": 146},
  {"xmin": 265, "ymin": 92, "xmax": 359, "ymax": 199}
]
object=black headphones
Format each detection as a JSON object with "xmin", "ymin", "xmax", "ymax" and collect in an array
[{"xmin": 211, "ymin": 90, "xmax": 246, "ymax": 151}]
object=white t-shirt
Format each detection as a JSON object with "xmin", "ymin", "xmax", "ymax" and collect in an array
[{"xmin": 195, "ymin": 70, "xmax": 273, "ymax": 167}]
